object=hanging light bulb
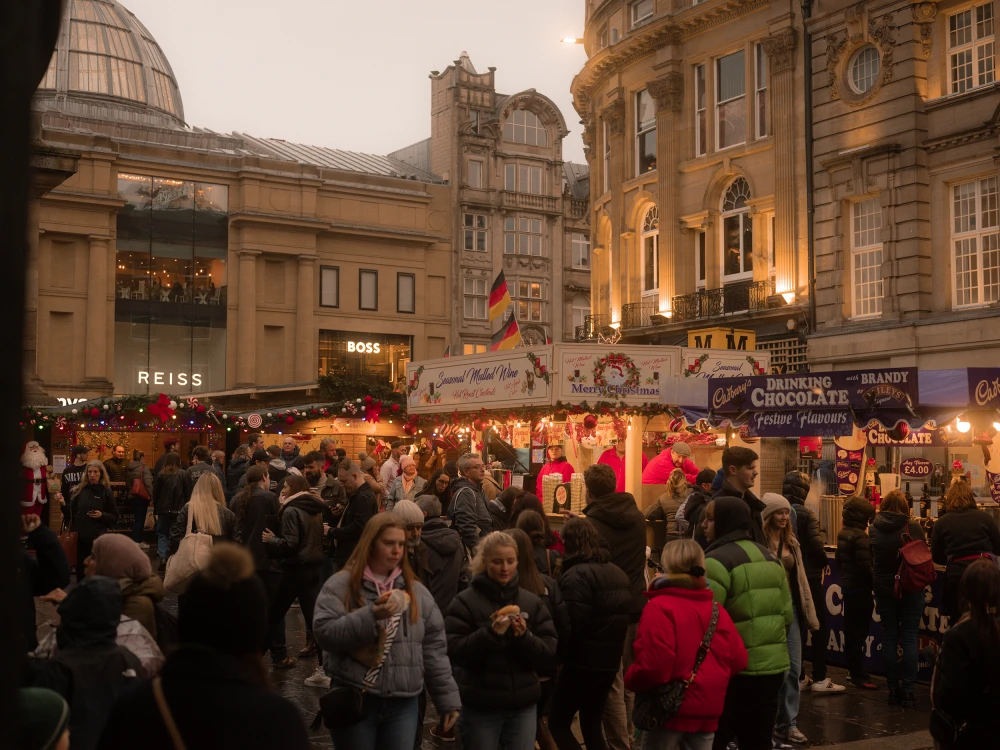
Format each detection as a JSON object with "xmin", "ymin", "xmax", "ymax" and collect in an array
[{"xmin": 957, "ymin": 417, "xmax": 971, "ymax": 433}]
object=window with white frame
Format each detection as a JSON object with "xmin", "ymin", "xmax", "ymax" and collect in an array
[
  {"xmin": 851, "ymin": 198, "xmax": 884, "ymax": 318},
  {"xmin": 504, "ymin": 163, "xmax": 542, "ymax": 194},
  {"xmin": 359, "ymin": 269, "xmax": 378, "ymax": 311},
  {"xmin": 949, "ymin": 3, "xmax": 995, "ymax": 94},
  {"xmin": 716, "ymin": 51, "xmax": 747, "ymax": 150},
  {"xmin": 696, "ymin": 230, "xmax": 706, "ymax": 287},
  {"xmin": 320, "ymin": 266, "xmax": 339, "ymax": 307},
  {"xmin": 636, "ymin": 89, "xmax": 657, "ymax": 175},
  {"xmin": 572, "ymin": 299, "xmax": 591, "ymax": 331},
  {"xmin": 721, "ymin": 178, "xmax": 753, "ymax": 279},
  {"xmin": 505, "ymin": 215, "xmax": 543, "ymax": 255},
  {"xmin": 513, "ymin": 280, "xmax": 543, "ymax": 322},
  {"xmin": 463, "ymin": 277, "xmax": 488, "ymax": 320},
  {"xmin": 952, "ymin": 177, "xmax": 1000, "ymax": 307},
  {"xmin": 630, "ymin": 0, "xmax": 654, "ymax": 28},
  {"xmin": 397, "ymin": 273, "xmax": 415, "ymax": 314},
  {"xmin": 755, "ymin": 43, "xmax": 768, "ymax": 139},
  {"xmin": 641, "ymin": 206, "xmax": 659, "ymax": 295},
  {"xmin": 695, "ymin": 64, "xmax": 707, "ymax": 156},
  {"xmin": 503, "ymin": 109, "xmax": 547, "ymax": 146},
  {"xmin": 572, "ymin": 233, "xmax": 591, "ymax": 269},
  {"xmin": 463, "ymin": 213, "xmax": 487, "ymax": 253},
  {"xmin": 468, "ymin": 160, "xmax": 483, "ymax": 189},
  {"xmin": 603, "ymin": 121, "xmax": 611, "ymax": 193}
]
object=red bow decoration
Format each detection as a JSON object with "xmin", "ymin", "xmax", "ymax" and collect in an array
[
  {"xmin": 148, "ymin": 393, "xmax": 175, "ymax": 422},
  {"xmin": 366, "ymin": 400, "xmax": 383, "ymax": 423}
]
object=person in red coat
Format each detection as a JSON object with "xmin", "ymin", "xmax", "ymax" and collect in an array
[
  {"xmin": 537, "ymin": 444, "xmax": 575, "ymax": 483},
  {"xmin": 598, "ymin": 442, "xmax": 649, "ymax": 493},
  {"xmin": 625, "ymin": 539, "xmax": 748, "ymax": 749},
  {"xmin": 643, "ymin": 441, "xmax": 700, "ymax": 486},
  {"xmin": 21, "ymin": 440, "xmax": 51, "ymax": 521}
]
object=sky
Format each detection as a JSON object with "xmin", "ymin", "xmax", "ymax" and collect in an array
[{"xmin": 124, "ymin": 0, "xmax": 589, "ymax": 163}]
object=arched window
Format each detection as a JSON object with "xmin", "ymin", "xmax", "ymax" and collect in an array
[
  {"xmin": 721, "ymin": 178, "xmax": 752, "ymax": 280},
  {"xmin": 503, "ymin": 109, "xmax": 548, "ymax": 146},
  {"xmin": 641, "ymin": 205, "xmax": 659, "ymax": 295}
]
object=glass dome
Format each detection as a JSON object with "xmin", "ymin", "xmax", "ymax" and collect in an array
[{"xmin": 36, "ymin": 0, "xmax": 185, "ymax": 128}]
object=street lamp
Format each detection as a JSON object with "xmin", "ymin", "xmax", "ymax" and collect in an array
[{"xmin": 561, "ymin": 37, "xmax": 584, "ymax": 44}]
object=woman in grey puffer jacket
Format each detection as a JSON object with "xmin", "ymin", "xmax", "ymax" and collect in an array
[{"xmin": 313, "ymin": 514, "xmax": 460, "ymax": 749}]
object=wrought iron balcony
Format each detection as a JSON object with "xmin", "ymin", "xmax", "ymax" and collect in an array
[
  {"xmin": 671, "ymin": 279, "xmax": 775, "ymax": 323},
  {"xmin": 621, "ymin": 300, "xmax": 660, "ymax": 330},
  {"xmin": 577, "ymin": 313, "xmax": 611, "ymax": 340}
]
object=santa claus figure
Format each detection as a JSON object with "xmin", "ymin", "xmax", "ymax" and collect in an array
[{"xmin": 21, "ymin": 440, "xmax": 49, "ymax": 518}]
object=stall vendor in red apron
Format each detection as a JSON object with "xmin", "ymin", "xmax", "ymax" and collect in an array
[{"xmin": 537, "ymin": 443, "xmax": 576, "ymax": 483}]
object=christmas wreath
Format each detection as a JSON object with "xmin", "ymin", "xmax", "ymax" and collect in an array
[{"xmin": 593, "ymin": 352, "xmax": 641, "ymax": 398}]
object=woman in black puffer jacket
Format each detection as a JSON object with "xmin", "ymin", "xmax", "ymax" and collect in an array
[
  {"xmin": 931, "ymin": 481, "xmax": 1000, "ymax": 619},
  {"xmin": 445, "ymin": 531, "xmax": 558, "ymax": 750},
  {"xmin": 835, "ymin": 496, "xmax": 876, "ymax": 689},
  {"xmin": 549, "ymin": 518, "xmax": 631, "ymax": 750},
  {"xmin": 870, "ymin": 490, "xmax": 926, "ymax": 706},
  {"xmin": 68, "ymin": 461, "xmax": 118, "ymax": 579}
]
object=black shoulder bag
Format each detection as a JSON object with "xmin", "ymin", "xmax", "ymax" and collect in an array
[{"xmin": 633, "ymin": 601, "xmax": 720, "ymax": 731}]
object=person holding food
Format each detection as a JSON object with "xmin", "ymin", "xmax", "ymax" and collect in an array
[
  {"xmin": 313, "ymin": 513, "xmax": 460, "ymax": 749},
  {"xmin": 445, "ymin": 530, "xmax": 559, "ymax": 750}
]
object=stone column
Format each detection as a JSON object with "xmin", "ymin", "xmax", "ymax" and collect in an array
[
  {"xmin": 296, "ymin": 255, "xmax": 315, "ymax": 382},
  {"xmin": 762, "ymin": 28, "xmax": 798, "ymax": 301},
  {"xmin": 601, "ymin": 98, "xmax": 626, "ymax": 324},
  {"xmin": 85, "ymin": 235, "xmax": 109, "ymax": 382},
  {"xmin": 24, "ymin": 203, "xmax": 44, "ymax": 398},
  {"xmin": 648, "ymin": 71, "xmax": 684, "ymax": 316},
  {"xmin": 236, "ymin": 249, "xmax": 260, "ymax": 386},
  {"xmin": 625, "ymin": 414, "xmax": 644, "ymax": 499}
]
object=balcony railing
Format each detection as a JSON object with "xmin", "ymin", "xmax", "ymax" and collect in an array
[
  {"xmin": 569, "ymin": 198, "xmax": 588, "ymax": 218},
  {"xmin": 500, "ymin": 191, "xmax": 559, "ymax": 214},
  {"xmin": 621, "ymin": 300, "xmax": 660, "ymax": 330},
  {"xmin": 577, "ymin": 313, "xmax": 611, "ymax": 340},
  {"xmin": 671, "ymin": 279, "xmax": 774, "ymax": 323}
]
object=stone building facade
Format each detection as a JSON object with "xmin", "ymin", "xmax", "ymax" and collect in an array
[
  {"xmin": 571, "ymin": 0, "xmax": 811, "ymax": 372},
  {"xmin": 391, "ymin": 54, "xmax": 591, "ymax": 350},
  {"xmin": 807, "ymin": 0, "xmax": 1000, "ymax": 369},
  {"xmin": 26, "ymin": 0, "xmax": 453, "ymax": 404}
]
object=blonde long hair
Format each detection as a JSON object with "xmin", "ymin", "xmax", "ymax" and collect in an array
[
  {"xmin": 763, "ymin": 510, "xmax": 797, "ymax": 554},
  {"xmin": 343, "ymin": 514, "xmax": 419, "ymax": 624},
  {"xmin": 188, "ymin": 472, "xmax": 225, "ymax": 537},
  {"xmin": 665, "ymin": 468, "xmax": 688, "ymax": 501},
  {"xmin": 471, "ymin": 530, "xmax": 518, "ymax": 576},
  {"xmin": 71, "ymin": 460, "xmax": 111, "ymax": 499}
]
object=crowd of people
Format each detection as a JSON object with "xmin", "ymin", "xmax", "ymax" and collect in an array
[{"xmin": 15, "ymin": 436, "xmax": 1000, "ymax": 750}]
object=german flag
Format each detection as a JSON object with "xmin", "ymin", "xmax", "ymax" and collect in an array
[
  {"xmin": 490, "ymin": 312, "xmax": 521, "ymax": 351},
  {"xmin": 489, "ymin": 271, "xmax": 512, "ymax": 323}
]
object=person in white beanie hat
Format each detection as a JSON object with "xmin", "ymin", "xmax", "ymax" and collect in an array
[
  {"xmin": 392, "ymin": 500, "xmax": 425, "ymax": 549},
  {"xmin": 760, "ymin": 492, "xmax": 820, "ymax": 747}
]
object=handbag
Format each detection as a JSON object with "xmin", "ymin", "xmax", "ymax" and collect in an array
[
  {"xmin": 633, "ymin": 601, "xmax": 720, "ymax": 731},
  {"xmin": 144, "ymin": 506, "xmax": 156, "ymax": 532},
  {"xmin": 57, "ymin": 519, "xmax": 78, "ymax": 565},
  {"xmin": 895, "ymin": 530, "xmax": 935, "ymax": 597},
  {"xmin": 131, "ymin": 477, "xmax": 150, "ymax": 501},
  {"xmin": 317, "ymin": 611, "xmax": 403, "ymax": 731},
  {"xmin": 163, "ymin": 509, "xmax": 213, "ymax": 594}
]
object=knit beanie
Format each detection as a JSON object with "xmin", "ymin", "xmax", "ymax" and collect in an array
[
  {"xmin": 92, "ymin": 533, "xmax": 152, "ymax": 582},
  {"xmin": 399, "ymin": 455, "xmax": 416, "ymax": 472},
  {"xmin": 17, "ymin": 688, "xmax": 69, "ymax": 750},
  {"xmin": 178, "ymin": 544, "xmax": 268, "ymax": 657},
  {"xmin": 760, "ymin": 493, "xmax": 791, "ymax": 522},
  {"xmin": 393, "ymin": 500, "xmax": 425, "ymax": 526}
]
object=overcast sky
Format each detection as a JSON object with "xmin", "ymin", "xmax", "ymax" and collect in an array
[{"xmin": 124, "ymin": 0, "xmax": 589, "ymax": 164}]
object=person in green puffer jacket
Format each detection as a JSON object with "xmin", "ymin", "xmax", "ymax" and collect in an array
[{"xmin": 703, "ymin": 496, "xmax": 793, "ymax": 750}]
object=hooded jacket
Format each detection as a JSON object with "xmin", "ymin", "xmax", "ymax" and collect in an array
[
  {"xmin": 449, "ymin": 477, "xmax": 494, "ymax": 552},
  {"xmin": 625, "ymin": 577, "xmax": 748, "ymax": 733},
  {"xmin": 225, "ymin": 457, "xmax": 249, "ymax": 500},
  {"xmin": 782, "ymin": 471, "xmax": 826, "ymax": 579},
  {"xmin": 125, "ymin": 460, "xmax": 153, "ymax": 500},
  {"xmin": 266, "ymin": 458, "xmax": 289, "ymax": 493},
  {"xmin": 714, "ymin": 480, "xmax": 766, "ymax": 545},
  {"xmin": 412, "ymin": 517, "xmax": 467, "ymax": 614},
  {"xmin": 870, "ymin": 511, "xmax": 926, "ymax": 597},
  {"xmin": 29, "ymin": 577, "xmax": 144, "ymax": 750},
  {"xmin": 187, "ymin": 460, "xmax": 224, "ymax": 488},
  {"xmin": 266, "ymin": 492, "xmax": 325, "ymax": 567},
  {"xmin": 583, "ymin": 492, "xmax": 648, "ymax": 622},
  {"xmin": 931, "ymin": 617, "xmax": 1000, "ymax": 750},
  {"xmin": 153, "ymin": 470, "xmax": 192, "ymax": 515},
  {"xmin": 836, "ymin": 497, "xmax": 876, "ymax": 592},
  {"xmin": 555, "ymin": 553, "xmax": 631, "ymax": 671},
  {"xmin": 121, "ymin": 575, "xmax": 166, "ymax": 640},
  {"xmin": 445, "ymin": 573, "xmax": 558, "ymax": 710},
  {"xmin": 705, "ymin": 497, "xmax": 793, "ymax": 676},
  {"xmin": 314, "ymin": 570, "xmax": 460, "ymax": 712}
]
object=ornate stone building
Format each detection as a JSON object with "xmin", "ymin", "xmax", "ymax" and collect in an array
[
  {"xmin": 26, "ymin": 0, "xmax": 453, "ymax": 404},
  {"xmin": 391, "ymin": 54, "xmax": 591, "ymax": 350},
  {"xmin": 571, "ymin": 0, "xmax": 810, "ymax": 372},
  {"xmin": 807, "ymin": 0, "xmax": 1000, "ymax": 368}
]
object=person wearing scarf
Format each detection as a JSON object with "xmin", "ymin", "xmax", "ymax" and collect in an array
[
  {"xmin": 626, "ymin": 540, "xmax": 747, "ymax": 749},
  {"xmin": 386, "ymin": 455, "xmax": 426, "ymax": 512},
  {"xmin": 87, "ymin": 533, "xmax": 165, "ymax": 640}
]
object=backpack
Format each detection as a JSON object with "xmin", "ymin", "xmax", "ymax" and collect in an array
[
  {"xmin": 675, "ymin": 497, "xmax": 691, "ymax": 536},
  {"xmin": 895, "ymin": 531, "xmax": 935, "ymax": 597}
]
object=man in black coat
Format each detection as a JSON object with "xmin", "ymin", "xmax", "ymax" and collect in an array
[
  {"xmin": 782, "ymin": 471, "xmax": 844, "ymax": 693},
  {"xmin": 714, "ymin": 446, "xmax": 766, "ymax": 545},
  {"xmin": 579, "ymin": 462, "xmax": 646, "ymax": 750},
  {"xmin": 330, "ymin": 461, "xmax": 378, "ymax": 571},
  {"xmin": 413, "ymin": 495, "xmax": 467, "ymax": 613}
]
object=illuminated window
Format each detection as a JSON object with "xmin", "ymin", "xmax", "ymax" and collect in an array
[
  {"xmin": 721, "ymin": 178, "xmax": 753, "ymax": 280},
  {"xmin": 851, "ymin": 198, "xmax": 883, "ymax": 318},
  {"xmin": 641, "ymin": 206, "xmax": 659, "ymax": 294},
  {"xmin": 949, "ymin": 3, "xmax": 995, "ymax": 93},
  {"xmin": 952, "ymin": 177, "xmax": 1000, "ymax": 307}
]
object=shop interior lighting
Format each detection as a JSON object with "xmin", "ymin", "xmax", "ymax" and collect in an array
[
  {"xmin": 994, "ymin": 421, "xmax": 1000, "ymax": 432},
  {"xmin": 957, "ymin": 417, "xmax": 971, "ymax": 433}
]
